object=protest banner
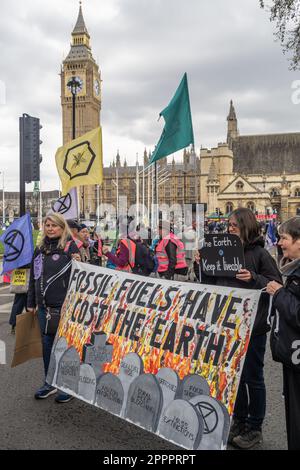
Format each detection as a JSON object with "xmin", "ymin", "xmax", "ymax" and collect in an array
[
  {"xmin": 201, "ymin": 234, "xmax": 245, "ymax": 277},
  {"xmin": 48, "ymin": 261, "xmax": 261, "ymax": 450}
]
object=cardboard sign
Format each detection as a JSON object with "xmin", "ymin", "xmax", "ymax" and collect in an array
[
  {"xmin": 200, "ymin": 234, "xmax": 245, "ymax": 278},
  {"xmin": 11, "ymin": 269, "xmax": 27, "ymax": 286},
  {"xmin": 48, "ymin": 262, "xmax": 260, "ymax": 450}
]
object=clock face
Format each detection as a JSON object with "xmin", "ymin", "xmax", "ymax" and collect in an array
[
  {"xmin": 67, "ymin": 76, "xmax": 84, "ymax": 94},
  {"xmin": 94, "ymin": 79, "xmax": 100, "ymax": 96}
]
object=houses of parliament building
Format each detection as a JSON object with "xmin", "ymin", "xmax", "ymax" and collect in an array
[{"xmin": 4, "ymin": 4, "xmax": 300, "ymax": 223}]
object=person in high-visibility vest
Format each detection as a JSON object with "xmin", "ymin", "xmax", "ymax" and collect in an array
[
  {"xmin": 155, "ymin": 220, "xmax": 188, "ymax": 281},
  {"xmin": 102, "ymin": 236, "xmax": 136, "ymax": 272}
]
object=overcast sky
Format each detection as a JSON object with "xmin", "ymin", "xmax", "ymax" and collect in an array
[{"xmin": 0, "ymin": 0, "xmax": 299, "ymax": 191}]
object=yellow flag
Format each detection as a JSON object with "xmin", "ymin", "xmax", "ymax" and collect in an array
[{"xmin": 55, "ymin": 127, "xmax": 103, "ymax": 194}]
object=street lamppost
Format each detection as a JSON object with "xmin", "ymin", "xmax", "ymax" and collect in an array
[
  {"xmin": 67, "ymin": 76, "xmax": 82, "ymax": 140},
  {"xmin": 0, "ymin": 171, "xmax": 4, "ymax": 226},
  {"xmin": 67, "ymin": 76, "xmax": 83, "ymax": 216}
]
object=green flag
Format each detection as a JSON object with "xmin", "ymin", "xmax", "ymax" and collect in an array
[{"xmin": 150, "ymin": 73, "xmax": 194, "ymax": 164}]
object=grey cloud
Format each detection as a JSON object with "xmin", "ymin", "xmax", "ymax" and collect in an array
[{"xmin": 0, "ymin": 0, "xmax": 299, "ymax": 190}]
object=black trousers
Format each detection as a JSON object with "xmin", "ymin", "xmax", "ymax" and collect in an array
[
  {"xmin": 234, "ymin": 334, "xmax": 267, "ymax": 430},
  {"xmin": 283, "ymin": 365, "xmax": 300, "ymax": 450},
  {"xmin": 9, "ymin": 293, "xmax": 27, "ymax": 327}
]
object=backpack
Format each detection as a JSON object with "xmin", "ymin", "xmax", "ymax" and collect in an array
[
  {"xmin": 132, "ymin": 241, "xmax": 155, "ymax": 276},
  {"xmin": 106, "ymin": 246, "xmax": 117, "ymax": 270}
]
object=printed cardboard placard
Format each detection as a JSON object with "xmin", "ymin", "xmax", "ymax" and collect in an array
[{"xmin": 48, "ymin": 262, "xmax": 260, "ymax": 450}]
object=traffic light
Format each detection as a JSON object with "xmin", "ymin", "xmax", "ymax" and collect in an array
[{"xmin": 20, "ymin": 114, "xmax": 42, "ymax": 182}]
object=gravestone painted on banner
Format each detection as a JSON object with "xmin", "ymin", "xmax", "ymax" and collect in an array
[
  {"xmin": 157, "ymin": 399, "xmax": 203, "ymax": 450},
  {"xmin": 125, "ymin": 373, "xmax": 163, "ymax": 433},
  {"xmin": 118, "ymin": 352, "xmax": 144, "ymax": 417},
  {"xmin": 156, "ymin": 368, "xmax": 179, "ymax": 413},
  {"xmin": 82, "ymin": 332, "xmax": 113, "ymax": 379},
  {"xmin": 78, "ymin": 364, "xmax": 97, "ymax": 403},
  {"xmin": 201, "ymin": 234, "xmax": 245, "ymax": 278},
  {"xmin": 47, "ymin": 337, "xmax": 68, "ymax": 385},
  {"xmin": 95, "ymin": 373, "xmax": 124, "ymax": 416},
  {"xmin": 57, "ymin": 347, "xmax": 81, "ymax": 395},
  {"xmin": 178, "ymin": 374, "xmax": 210, "ymax": 401},
  {"xmin": 190, "ymin": 395, "xmax": 225, "ymax": 450}
]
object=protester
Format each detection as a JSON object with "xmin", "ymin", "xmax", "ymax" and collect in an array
[
  {"xmin": 155, "ymin": 220, "xmax": 188, "ymax": 281},
  {"xmin": 78, "ymin": 224, "xmax": 91, "ymax": 262},
  {"xmin": 9, "ymin": 264, "xmax": 31, "ymax": 334},
  {"xmin": 266, "ymin": 217, "xmax": 300, "ymax": 450},
  {"xmin": 9, "ymin": 293, "xmax": 28, "ymax": 334},
  {"xmin": 102, "ymin": 232, "xmax": 136, "ymax": 272},
  {"xmin": 27, "ymin": 213, "xmax": 80, "ymax": 402},
  {"xmin": 67, "ymin": 219, "xmax": 81, "ymax": 241},
  {"xmin": 89, "ymin": 231, "xmax": 103, "ymax": 266},
  {"xmin": 128, "ymin": 230, "xmax": 155, "ymax": 276},
  {"xmin": 67, "ymin": 220, "xmax": 86, "ymax": 261},
  {"xmin": 275, "ymin": 224, "xmax": 283, "ymax": 264},
  {"xmin": 194, "ymin": 207, "xmax": 282, "ymax": 449}
]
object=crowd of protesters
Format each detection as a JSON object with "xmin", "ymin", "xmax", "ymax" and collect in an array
[{"xmin": 5, "ymin": 208, "xmax": 300, "ymax": 450}]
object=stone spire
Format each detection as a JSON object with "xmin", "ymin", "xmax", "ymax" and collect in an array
[
  {"xmin": 227, "ymin": 100, "xmax": 239, "ymax": 149},
  {"xmin": 183, "ymin": 148, "xmax": 189, "ymax": 165},
  {"xmin": 208, "ymin": 158, "xmax": 219, "ymax": 182},
  {"xmin": 65, "ymin": 2, "xmax": 92, "ymax": 60},
  {"xmin": 73, "ymin": 2, "xmax": 90, "ymax": 37},
  {"xmin": 116, "ymin": 150, "xmax": 121, "ymax": 168},
  {"xmin": 227, "ymin": 100, "xmax": 236, "ymax": 120},
  {"xmin": 144, "ymin": 149, "xmax": 149, "ymax": 165},
  {"xmin": 207, "ymin": 158, "xmax": 220, "ymax": 215}
]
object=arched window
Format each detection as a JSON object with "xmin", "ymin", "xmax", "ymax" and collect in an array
[
  {"xmin": 270, "ymin": 187, "xmax": 280, "ymax": 197},
  {"xmin": 247, "ymin": 201, "xmax": 255, "ymax": 212},
  {"xmin": 236, "ymin": 181, "xmax": 244, "ymax": 191},
  {"xmin": 295, "ymin": 188, "xmax": 300, "ymax": 197},
  {"xmin": 226, "ymin": 202, "xmax": 233, "ymax": 214}
]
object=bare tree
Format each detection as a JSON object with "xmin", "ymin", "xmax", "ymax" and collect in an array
[{"xmin": 260, "ymin": 0, "xmax": 300, "ymax": 70}]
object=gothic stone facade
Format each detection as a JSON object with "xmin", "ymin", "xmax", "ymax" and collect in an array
[{"xmin": 202, "ymin": 101, "xmax": 300, "ymax": 222}]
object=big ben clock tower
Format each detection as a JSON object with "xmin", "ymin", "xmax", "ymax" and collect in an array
[{"xmin": 61, "ymin": 2, "xmax": 101, "ymax": 217}]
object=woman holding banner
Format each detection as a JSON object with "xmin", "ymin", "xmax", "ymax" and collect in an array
[
  {"xmin": 266, "ymin": 217, "xmax": 300, "ymax": 450},
  {"xmin": 195, "ymin": 207, "xmax": 282, "ymax": 449},
  {"xmin": 27, "ymin": 214, "xmax": 80, "ymax": 402}
]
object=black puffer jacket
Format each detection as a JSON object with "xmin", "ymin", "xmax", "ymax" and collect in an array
[
  {"xmin": 194, "ymin": 237, "xmax": 282, "ymax": 336},
  {"xmin": 271, "ymin": 259, "xmax": 300, "ymax": 370},
  {"xmin": 27, "ymin": 237, "xmax": 79, "ymax": 309}
]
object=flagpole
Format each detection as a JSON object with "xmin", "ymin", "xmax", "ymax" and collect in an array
[
  {"xmin": 116, "ymin": 166, "xmax": 119, "ymax": 221},
  {"xmin": 96, "ymin": 184, "xmax": 100, "ymax": 225},
  {"xmin": 147, "ymin": 164, "xmax": 151, "ymax": 226},
  {"xmin": 142, "ymin": 161, "xmax": 145, "ymax": 224},
  {"xmin": 77, "ymin": 189, "xmax": 80, "ymax": 221},
  {"xmin": 155, "ymin": 161, "xmax": 159, "ymax": 224},
  {"xmin": 39, "ymin": 180, "xmax": 42, "ymax": 229},
  {"xmin": 136, "ymin": 154, "xmax": 139, "ymax": 227}
]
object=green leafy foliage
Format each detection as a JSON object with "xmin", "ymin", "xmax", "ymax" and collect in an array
[{"xmin": 260, "ymin": 0, "xmax": 300, "ymax": 70}]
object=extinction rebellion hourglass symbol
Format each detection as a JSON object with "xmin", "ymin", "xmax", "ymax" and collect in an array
[{"xmin": 4, "ymin": 230, "xmax": 25, "ymax": 262}]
